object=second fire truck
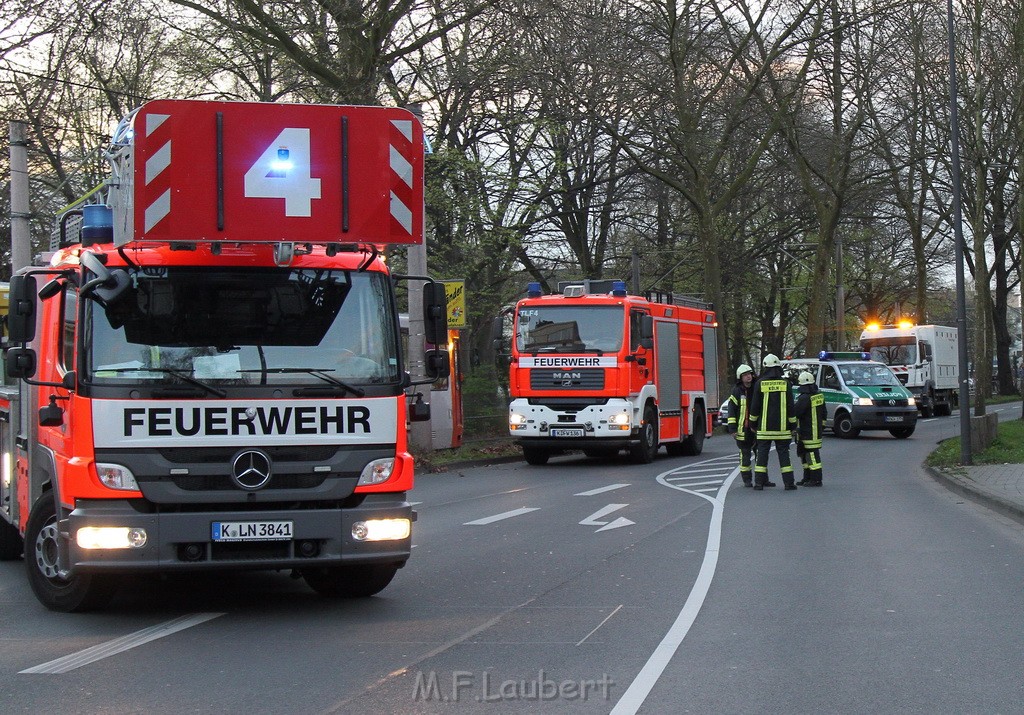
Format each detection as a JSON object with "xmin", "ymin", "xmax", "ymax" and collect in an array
[{"xmin": 504, "ymin": 280, "xmax": 719, "ymax": 465}]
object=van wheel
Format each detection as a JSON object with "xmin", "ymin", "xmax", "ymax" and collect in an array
[
  {"xmin": 522, "ymin": 446, "xmax": 550, "ymax": 465},
  {"xmin": 832, "ymin": 411, "xmax": 860, "ymax": 439},
  {"xmin": 630, "ymin": 405, "xmax": 659, "ymax": 464},
  {"xmin": 303, "ymin": 563, "xmax": 400, "ymax": 597},
  {"xmin": 26, "ymin": 496, "xmax": 117, "ymax": 612},
  {"xmin": 890, "ymin": 427, "xmax": 915, "ymax": 439},
  {"xmin": 0, "ymin": 519, "xmax": 23, "ymax": 560}
]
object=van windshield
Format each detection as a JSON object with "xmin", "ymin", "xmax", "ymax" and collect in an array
[
  {"xmin": 838, "ymin": 363, "xmax": 902, "ymax": 387},
  {"xmin": 861, "ymin": 337, "xmax": 917, "ymax": 365}
]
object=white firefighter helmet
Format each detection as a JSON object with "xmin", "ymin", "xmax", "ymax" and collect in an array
[
  {"xmin": 736, "ymin": 364, "xmax": 754, "ymax": 380},
  {"xmin": 762, "ymin": 353, "xmax": 781, "ymax": 368},
  {"xmin": 798, "ymin": 371, "xmax": 815, "ymax": 385}
]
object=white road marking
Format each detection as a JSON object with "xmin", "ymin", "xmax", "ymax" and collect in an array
[
  {"xmin": 575, "ymin": 483, "xmax": 631, "ymax": 496},
  {"xmin": 20, "ymin": 613, "xmax": 225, "ymax": 674},
  {"xmin": 579, "ymin": 504, "xmax": 628, "ymax": 526},
  {"xmin": 576, "ymin": 604, "xmax": 624, "ymax": 646},
  {"xmin": 692, "ymin": 487, "xmax": 720, "ymax": 493},
  {"xmin": 596, "ymin": 516, "xmax": 635, "ymax": 532},
  {"xmin": 612, "ymin": 460, "xmax": 741, "ymax": 713},
  {"xmin": 464, "ymin": 507, "xmax": 539, "ymax": 525},
  {"xmin": 663, "ymin": 479, "xmax": 724, "ymax": 488}
]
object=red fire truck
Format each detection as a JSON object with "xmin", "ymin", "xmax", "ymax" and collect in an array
[
  {"xmin": 505, "ymin": 280, "xmax": 719, "ymax": 465},
  {"xmin": 0, "ymin": 100, "xmax": 449, "ymax": 611}
]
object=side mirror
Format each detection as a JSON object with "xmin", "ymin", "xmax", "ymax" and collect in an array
[
  {"xmin": 409, "ymin": 394, "xmax": 431, "ymax": 422},
  {"xmin": 39, "ymin": 395, "xmax": 64, "ymax": 427},
  {"xmin": 5, "ymin": 347, "xmax": 37, "ymax": 379},
  {"xmin": 640, "ymin": 315, "xmax": 654, "ymax": 350},
  {"xmin": 422, "ymin": 282, "xmax": 448, "ymax": 346},
  {"xmin": 424, "ymin": 349, "xmax": 451, "ymax": 380},
  {"xmin": 80, "ymin": 252, "xmax": 129, "ymax": 305},
  {"xmin": 7, "ymin": 274, "xmax": 37, "ymax": 343}
]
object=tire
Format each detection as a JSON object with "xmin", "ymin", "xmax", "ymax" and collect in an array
[
  {"xmin": 934, "ymin": 401, "xmax": 952, "ymax": 417},
  {"xmin": 302, "ymin": 563, "xmax": 400, "ymax": 597},
  {"xmin": 890, "ymin": 426, "xmax": 915, "ymax": 439},
  {"xmin": 26, "ymin": 495, "xmax": 117, "ymax": 612},
  {"xmin": 630, "ymin": 405, "xmax": 659, "ymax": 464},
  {"xmin": 679, "ymin": 406, "xmax": 706, "ymax": 456},
  {"xmin": 0, "ymin": 519, "xmax": 23, "ymax": 560},
  {"xmin": 522, "ymin": 446, "xmax": 550, "ymax": 465},
  {"xmin": 832, "ymin": 411, "xmax": 860, "ymax": 439},
  {"xmin": 920, "ymin": 404, "xmax": 934, "ymax": 418}
]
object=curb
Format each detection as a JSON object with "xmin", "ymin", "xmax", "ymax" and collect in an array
[
  {"xmin": 418, "ymin": 454, "xmax": 524, "ymax": 473},
  {"xmin": 925, "ymin": 466, "xmax": 1024, "ymax": 526}
]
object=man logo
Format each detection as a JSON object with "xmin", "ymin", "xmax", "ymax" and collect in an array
[{"xmin": 231, "ymin": 449, "xmax": 272, "ymax": 490}]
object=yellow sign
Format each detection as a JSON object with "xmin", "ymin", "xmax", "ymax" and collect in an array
[{"xmin": 442, "ymin": 280, "xmax": 466, "ymax": 329}]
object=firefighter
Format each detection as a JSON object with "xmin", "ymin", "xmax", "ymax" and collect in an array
[
  {"xmin": 793, "ymin": 371, "xmax": 826, "ymax": 486},
  {"xmin": 748, "ymin": 353, "xmax": 797, "ymax": 491},
  {"xmin": 726, "ymin": 364, "xmax": 757, "ymax": 487}
]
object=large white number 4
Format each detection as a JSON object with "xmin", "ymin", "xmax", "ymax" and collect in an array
[{"xmin": 243, "ymin": 128, "xmax": 321, "ymax": 217}]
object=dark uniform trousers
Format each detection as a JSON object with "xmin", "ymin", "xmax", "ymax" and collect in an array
[
  {"xmin": 754, "ymin": 439, "xmax": 794, "ymax": 486},
  {"xmin": 737, "ymin": 434, "xmax": 755, "ymax": 484}
]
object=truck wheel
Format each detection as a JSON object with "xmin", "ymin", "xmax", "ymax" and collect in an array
[
  {"xmin": 679, "ymin": 406, "xmax": 706, "ymax": 456},
  {"xmin": 630, "ymin": 405, "xmax": 659, "ymax": 464},
  {"xmin": 25, "ymin": 495, "xmax": 117, "ymax": 612},
  {"xmin": 934, "ymin": 401, "xmax": 952, "ymax": 417},
  {"xmin": 0, "ymin": 519, "xmax": 23, "ymax": 560},
  {"xmin": 302, "ymin": 563, "xmax": 400, "ymax": 597},
  {"xmin": 522, "ymin": 446, "xmax": 550, "ymax": 465},
  {"xmin": 832, "ymin": 411, "xmax": 860, "ymax": 439},
  {"xmin": 920, "ymin": 404, "xmax": 934, "ymax": 418},
  {"xmin": 890, "ymin": 427, "xmax": 915, "ymax": 439}
]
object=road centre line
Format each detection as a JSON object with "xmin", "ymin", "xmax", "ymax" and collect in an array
[
  {"xmin": 464, "ymin": 507, "xmax": 540, "ymax": 525},
  {"xmin": 613, "ymin": 464, "xmax": 740, "ymax": 714},
  {"xmin": 575, "ymin": 484, "xmax": 631, "ymax": 496},
  {"xmin": 20, "ymin": 613, "xmax": 225, "ymax": 674}
]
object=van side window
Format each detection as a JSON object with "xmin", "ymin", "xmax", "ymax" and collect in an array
[{"xmin": 821, "ymin": 365, "xmax": 840, "ymax": 390}]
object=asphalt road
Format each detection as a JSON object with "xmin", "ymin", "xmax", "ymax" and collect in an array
[{"xmin": 1, "ymin": 405, "xmax": 1022, "ymax": 714}]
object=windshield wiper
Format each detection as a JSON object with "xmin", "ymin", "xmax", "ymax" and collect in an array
[
  {"xmin": 101, "ymin": 367, "xmax": 227, "ymax": 398},
  {"xmin": 237, "ymin": 368, "xmax": 365, "ymax": 397}
]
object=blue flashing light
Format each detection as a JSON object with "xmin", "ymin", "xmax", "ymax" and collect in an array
[
  {"xmin": 611, "ymin": 280, "xmax": 628, "ymax": 297},
  {"xmin": 81, "ymin": 204, "xmax": 113, "ymax": 244},
  {"xmin": 819, "ymin": 351, "xmax": 872, "ymax": 361},
  {"xmin": 526, "ymin": 282, "xmax": 542, "ymax": 298}
]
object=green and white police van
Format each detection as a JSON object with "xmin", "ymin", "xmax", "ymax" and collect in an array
[{"xmin": 781, "ymin": 352, "xmax": 918, "ymax": 439}]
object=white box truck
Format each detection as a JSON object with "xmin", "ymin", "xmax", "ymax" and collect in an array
[{"xmin": 859, "ymin": 323, "xmax": 959, "ymax": 417}]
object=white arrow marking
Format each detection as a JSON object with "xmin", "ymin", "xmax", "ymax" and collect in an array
[
  {"xmin": 575, "ymin": 483, "xmax": 630, "ymax": 496},
  {"xmin": 464, "ymin": 507, "xmax": 539, "ymax": 525},
  {"xmin": 596, "ymin": 516, "xmax": 635, "ymax": 532},
  {"xmin": 580, "ymin": 504, "xmax": 628, "ymax": 526}
]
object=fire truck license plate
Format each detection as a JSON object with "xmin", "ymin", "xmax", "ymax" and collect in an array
[
  {"xmin": 884, "ymin": 416, "xmax": 903, "ymax": 423},
  {"xmin": 550, "ymin": 428, "xmax": 585, "ymax": 438},
  {"xmin": 212, "ymin": 521, "xmax": 293, "ymax": 542}
]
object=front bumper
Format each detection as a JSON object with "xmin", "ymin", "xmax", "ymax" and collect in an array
[
  {"xmin": 849, "ymin": 405, "xmax": 918, "ymax": 430},
  {"xmin": 60, "ymin": 494, "xmax": 412, "ymax": 574},
  {"xmin": 508, "ymin": 398, "xmax": 636, "ymax": 440}
]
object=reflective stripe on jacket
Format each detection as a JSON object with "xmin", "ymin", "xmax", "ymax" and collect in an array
[
  {"xmin": 748, "ymin": 368, "xmax": 795, "ymax": 440},
  {"xmin": 794, "ymin": 386, "xmax": 826, "ymax": 448}
]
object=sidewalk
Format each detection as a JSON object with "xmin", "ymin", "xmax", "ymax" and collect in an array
[{"xmin": 929, "ymin": 463, "xmax": 1024, "ymax": 525}]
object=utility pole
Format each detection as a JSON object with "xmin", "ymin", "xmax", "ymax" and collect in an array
[
  {"xmin": 405, "ymin": 105, "xmax": 432, "ymax": 452},
  {"xmin": 9, "ymin": 121, "xmax": 32, "ymax": 273}
]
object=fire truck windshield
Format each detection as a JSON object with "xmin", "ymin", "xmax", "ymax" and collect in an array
[
  {"xmin": 516, "ymin": 306, "xmax": 623, "ymax": 353},
  {"xmin": 83, "ymin": 268, "xmax": 400, "ymax": 387}
]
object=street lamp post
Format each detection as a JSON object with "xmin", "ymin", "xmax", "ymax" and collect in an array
[{"xmin": 947, "ymin": 0, "xmax": 972, "ymax": 464}]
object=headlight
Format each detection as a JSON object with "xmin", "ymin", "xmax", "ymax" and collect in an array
[
  {"xmin": 77, "ymin": 527, "xmax": 147, "ymax": 549},
  {"xmin": 509, "ymin": 412, "xmax": 527, "ymax": 425},
  {"xmin": 96, "ymin": 463, "xmax": 139, "ymax": 491},
  {"xmin": 357, "ymin": 458, "xmax": 395, "ymax": 486},
  {"xmin": 352, "ymin": 518, "xmax": 411, "ymax": 541},
  {"xmin": 907, "ymin": 397, "xmax": 916, "ymax": 406},
  {"xmin": 609, "ymin": 412, "xmax": 630, "ymax": 426},
  {"xmin": 853, "ymin": 397, "xmax": 873, "ymax": 406}
]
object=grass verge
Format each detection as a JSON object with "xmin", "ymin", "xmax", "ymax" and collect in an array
[
  {"xmin": 412, "ymin": 439, "xmax": 520, "ymax": 473},
  {"xmin": 927, "ymin": 415, "xmax": 1024, "ymax": 469}
]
